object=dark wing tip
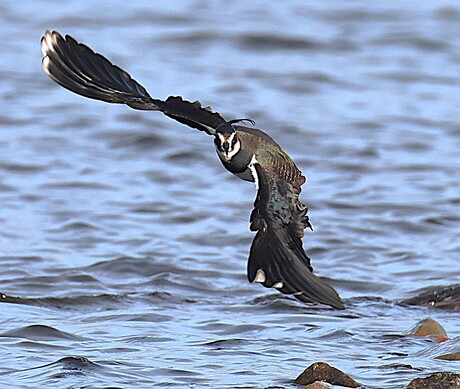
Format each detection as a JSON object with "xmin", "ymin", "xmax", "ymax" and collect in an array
[
  {"xmin": 41, "ymin": 29, "xmax": 158, "ymax": 108},
  {"xmin": 41, "ymin": 30, "xmax": 226, "ymax": 134}
]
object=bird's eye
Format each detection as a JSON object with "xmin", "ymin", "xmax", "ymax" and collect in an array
[{"xmin": 231, "ymin": 136, "xmax": 238, "ymax": 146}]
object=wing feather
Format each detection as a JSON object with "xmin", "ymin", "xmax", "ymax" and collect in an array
[
  {"xmin": 248, "ymin": 163, "xmax": 344, "ymax": 309},
  {"xmin": 41, "ymin": 30, "xmax": 225, "ymax": 134}
]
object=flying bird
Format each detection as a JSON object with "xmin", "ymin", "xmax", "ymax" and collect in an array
[{"xmin": 41, "ymin": 30, "xmax": 344, "ymax": 309}]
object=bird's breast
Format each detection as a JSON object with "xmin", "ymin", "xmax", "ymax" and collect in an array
[{"xmin": 217, "ymin": 148, "xmax": 254, "ymax": 182}]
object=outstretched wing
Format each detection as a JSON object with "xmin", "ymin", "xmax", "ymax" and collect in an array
[
  {"xmin": 248, "ymin": 160, "xmax": 344, "ymax": 309},
  {"xmin": 40, "ymin": 30, "xmax": 226, "ymax": 135}
]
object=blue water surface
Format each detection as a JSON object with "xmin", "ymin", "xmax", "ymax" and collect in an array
[{"xmin": 0, "ymin": 1, "xmax": 459, "ymax": 388}]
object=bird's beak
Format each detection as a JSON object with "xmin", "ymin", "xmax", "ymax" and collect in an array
[{"xmin": 222, "ymin": 142, "xmax": 230, "ymax": 155}]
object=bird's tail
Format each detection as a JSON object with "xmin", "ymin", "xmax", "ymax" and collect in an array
[
  {"xmin": 41, "ymin": 30, "xmax": 159, "ymax": 110},
  {"xmin": 248, "ymin": 227, "xmax": 344, "ymax": 309}
]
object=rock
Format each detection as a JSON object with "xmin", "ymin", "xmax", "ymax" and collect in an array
[
  {"xmin": 403, "ymin": 284, "xmax": 460, "ymax": 310},
  {"xmin": 295, "ymin": 362, "xmax": 360, "ymax": 388},
  {"xmin": 406, "ymin": 318, "xmax": 449, "ymax": 343},
  {"xmin": 406, "ymin": 372, "xmax": 460, "ymax": 388},
  {"xmin": 436, "ymin": 351, "xmax": 460, "ymax": 361},
  {"xmin": 411, "ymin": 334, "xmax": 460, "ymax": 361},
  {"xmin": 434, "ymin": 337, "xmax": 460, "ymax": 361},
  {"xmin": 304, "ymin": 382, "xmax": 334, "ymax": 389}
]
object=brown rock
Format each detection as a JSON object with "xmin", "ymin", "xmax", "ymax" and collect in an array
[
  {"xmin": 436, "ymin": 351, "xmax": 460, "ymax": 361},
  {"xmin": 406, "ymin": 318, "xmax": 449, "ymax": 343},
  {"xmin": 406, "ymin": 372, "xmax": 460, "ymax": 388},
  {"xmin": 304, "ymin": 382, "xmax": 334, "ymax": 389},
  {"xmin": 295, "ymin": 362, "xmax": 360, "ymax": 388}
]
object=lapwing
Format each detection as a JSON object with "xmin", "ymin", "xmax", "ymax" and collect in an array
[{"xmin": 41, "ymin": 30, "xmax": 344, "ymax": 309}]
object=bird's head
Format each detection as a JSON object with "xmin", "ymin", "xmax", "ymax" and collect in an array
[{"xmin": 214, "ymin": 119, "xmax": 254, "ymax": 161}]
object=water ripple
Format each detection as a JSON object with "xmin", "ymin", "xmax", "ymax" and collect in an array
[{"xmin": 1, "ymin": 1, "xmax": 459, "ymax": 388}]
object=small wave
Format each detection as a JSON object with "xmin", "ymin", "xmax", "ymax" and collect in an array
[
  {"xmin": 0, "ymin": 324, "xmax": 88, "ymax": 341},
  {"xmin": 0, "ymin": 162, "xmax": 45, "ymax": 173},
  {"xmin": 39, "ymin": 181, "xmax": 116, "ymax": 190}
]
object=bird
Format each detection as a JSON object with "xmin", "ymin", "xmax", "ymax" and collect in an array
[{"xmin": 40, "ymin": 30, "xmax": 344, "ymax": 310}]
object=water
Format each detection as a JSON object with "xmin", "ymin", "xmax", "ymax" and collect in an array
[{"xmin": 1, "ymin": 1, "xmax": 459, "ymax": 388}]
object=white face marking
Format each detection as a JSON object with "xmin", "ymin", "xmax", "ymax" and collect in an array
[
  {"xmin": 215, "ymin": 132, "xmax": 241, "ymax": 161},
  {"xmin": 229, "ymin": 132, "xmax": 238, "ymax": 146},
  {"xmin": 248, "ymin": 155, "xmax": 259, "ymax": 190},
  {"xmin": 217, "ymin": 133, "xmax": 226, "ymax": 145},
  {"xmin": 272, "ymin": 282, "xmax": 284, "ymax": 289},
  {"xmin": 253, "ymin": 268, "xmax": 266, "ymax": 283}
]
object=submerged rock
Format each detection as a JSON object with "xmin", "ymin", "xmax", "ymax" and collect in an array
[
  {"xmin": 433, "ymin": 336, "xmax": 460, "ymax": 361},
  {"xmin": 405, "ymin": 318, "xmax": 449, "ymax": 343},
  {"xmin": 403, "ymin": 284, "xmax": 460, "ymax": 310},
  {"xmin": 406, "ymin": 372, "xmax": 460, "ymax": 388},
  {"xmin": 436, "ymin": 351, "xmax": 460, "ymax": 361},
  {"xmin": 295, "ymin": 362, "xmax": 360, "ymax": 388}
]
